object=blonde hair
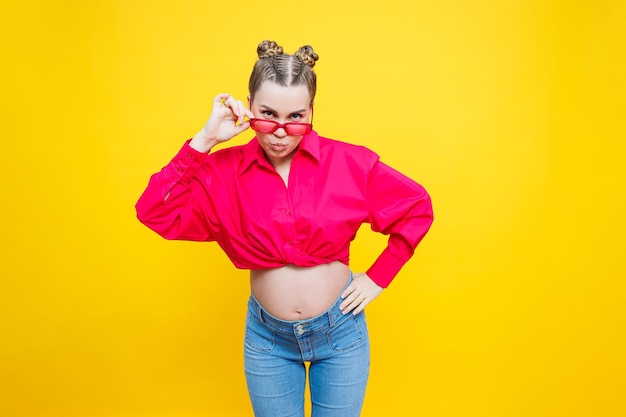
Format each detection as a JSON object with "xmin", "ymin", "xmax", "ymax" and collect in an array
[{"xmin": 248, "ymin": 40, "xmax": 319, "ymax": 104}]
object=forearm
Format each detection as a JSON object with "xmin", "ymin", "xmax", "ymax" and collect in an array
[
  {"xmin": 189, "ymin": 128, "xmax": 219, "ymax": 153},
  {"xmin": 135, "ymin": 141, "xmax": 215, "ymax": 241}
]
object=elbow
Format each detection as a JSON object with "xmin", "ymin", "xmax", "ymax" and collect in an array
[
  {"xmin": 421, "ymin": 190, "xmax": 434, "ymax": 225},
  {"xmin": 136, "ymin": 208, "xmax": 169, "ymax": 239},
  {"xmin": 135, "ymin": 201, "xmax": 175, "ymax": 239},
  {"xmin": 135, "ymin": 203, "xmax": 212, "ymax": 242}
]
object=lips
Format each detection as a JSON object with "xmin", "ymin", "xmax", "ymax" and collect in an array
[{"xmin": 269, "ymin": 144, "xmax": 287, "ymax": 152}]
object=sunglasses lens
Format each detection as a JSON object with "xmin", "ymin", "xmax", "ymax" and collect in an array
[
  {"xmin": 284, "ymin": 124, "xmax": 311, "ymax": 135},
  {"xmin": 250, "ymin": 119, "xmax": 312, "ymax": 136},
  {"xmin": 250, "ymin": 120, "xmax": 278, "ymax": 133}
]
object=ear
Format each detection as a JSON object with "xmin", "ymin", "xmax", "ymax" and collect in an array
[{"xmin": 247, "ymin": 95, "xmax": 251, "ymax": 108}]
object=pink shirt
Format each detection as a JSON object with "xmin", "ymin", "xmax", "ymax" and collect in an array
[{"xmin": 136, "ymin": 131, "xmax": 433, "ymax": 287}]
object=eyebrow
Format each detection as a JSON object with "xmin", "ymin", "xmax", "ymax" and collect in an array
[{"xmin": 259, "ymin": 105, "xmax": 307, "ymax": 114}]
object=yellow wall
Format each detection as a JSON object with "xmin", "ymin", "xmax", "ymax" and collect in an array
[{"xmin": 1, "ymin": 1, "xmax": 624, "ymax": 416}]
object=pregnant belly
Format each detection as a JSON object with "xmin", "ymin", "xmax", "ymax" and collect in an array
[{"xmin": 249, "ymin": 261, "xmax": 351, "ymax": 321}]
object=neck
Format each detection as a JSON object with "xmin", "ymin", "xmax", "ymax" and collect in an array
[
  {"xmin": 266, "ymin": 153, "xmax": 294, "ymax": 187},
  {"xmin": 265, "ymin": 146, "xmax": 298, "ymax": 170},
  {"xmin": 269, "ymin": 155, "xmax": 293, "ymax": 173}
]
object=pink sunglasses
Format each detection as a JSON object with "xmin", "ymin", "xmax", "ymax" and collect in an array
[{"xmin": 249, "ymin": 107, "xmax": 314, "ymax": 136}]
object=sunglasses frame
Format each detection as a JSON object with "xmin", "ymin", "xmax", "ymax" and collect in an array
[
  {"xmin": 248, "ymin": 104, "xmax": 314, "ymax": 136},
  {"xmin": 249, "ymin": 119, "xmax": 313, "ymax": 136}
]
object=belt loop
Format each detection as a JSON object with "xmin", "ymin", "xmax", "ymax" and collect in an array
[
  {"xmin": 254, "ymin": 296, "xmax": 265, "ymax": 324},
  {"xmin": 259, "ymin": 306, "xmax": 265, "ymax": 324}
]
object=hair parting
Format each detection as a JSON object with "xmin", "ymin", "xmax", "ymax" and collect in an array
[{"xmin": 249, "ymin": 40, "xmax": 319, "ymax": 104}]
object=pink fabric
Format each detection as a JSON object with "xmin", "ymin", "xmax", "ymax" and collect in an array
[{"xmin": 136, "ymin": 131, "xmax": 433, "ymax": 287}]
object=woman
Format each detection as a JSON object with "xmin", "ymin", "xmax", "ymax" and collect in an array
[{"xmin": 136, "ymin": 40, "xmax": 433, "ymax": 417}]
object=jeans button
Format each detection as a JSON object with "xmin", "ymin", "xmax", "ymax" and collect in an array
[{"xmin": 296, "ymin": 324, "xmax": 304, "ymax": 335}]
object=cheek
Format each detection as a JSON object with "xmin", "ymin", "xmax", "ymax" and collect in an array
[
  {"xmin": 255, "ymin": 133, "xmax": 272, "ymax": 145},
  {"xmin": 291, "ymin": 136, "xmax": 304, "ymax": 148}
]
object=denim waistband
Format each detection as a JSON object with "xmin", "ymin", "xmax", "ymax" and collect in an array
[{"xmin": 248, "ymin": 273, "xmax": 353, "ymax": 335}]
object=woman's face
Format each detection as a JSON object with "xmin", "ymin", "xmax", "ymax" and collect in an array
[{"xmin": 249, "ymin": 81, "xmax": 312, "ymax": 167}]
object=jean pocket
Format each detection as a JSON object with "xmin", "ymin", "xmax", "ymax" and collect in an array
[
  {"xmin": 245, "ymin": 312, "xmax": 275, "ymax": 353},
  {"xmin": 326, "ymin": 314, "xmax": 364, "ymax": 352}
]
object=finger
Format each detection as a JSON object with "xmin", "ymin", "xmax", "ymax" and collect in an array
[
  {"xmin": 339, "ymin": 287, "xmax": 361, "ymax": 310},
  {"xmin": 211, "ymin": 94, "xmax": 232, "ymax": 118},
  {"xmin": 222, "ymin": 98, "xmax": 249, "ymax": 124},
  {"xmin": 341, "ymin": 284, "xmax": 356, "ymax": 300},
  {"xmin": 342, "ymin": 295, "xmax": 367, "ymax": 315},
  {"xmin": 214, "ymin": 93, "xmax": 231, "ymax": 106},
  {"xmin": 352, "ymin": 300, "xmax": 367, "ymax": 316},
  {"xmin": 232, "ymin": 100, "xmax": 247, "ymax": 122},
  {"xmin": 232, "ymin": 121, "xmax": 250, "ymax": 135}
]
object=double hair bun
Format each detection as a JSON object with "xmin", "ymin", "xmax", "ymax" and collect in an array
[{"xmin": 257, "ymin": 40, "xmax": 319, "ymax": 68}]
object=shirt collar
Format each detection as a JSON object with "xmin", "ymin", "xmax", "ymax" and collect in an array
[{"xmin": 238, "ymin": 130, "xmax": 321, "ymax": 175}]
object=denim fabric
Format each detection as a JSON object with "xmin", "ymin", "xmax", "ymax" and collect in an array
[{"xmin": 244, "ymin": 278, "xmax": 370, "ymax": 417}]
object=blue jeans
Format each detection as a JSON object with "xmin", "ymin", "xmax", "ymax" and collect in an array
[{"xmin": 244, "ymin": 277, "xmax": 370, "ymax": 417}]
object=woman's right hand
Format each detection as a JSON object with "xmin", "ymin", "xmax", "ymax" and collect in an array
[{"xmin": 190, "ymin": 93, "xmax": 255, "ymax": 153}]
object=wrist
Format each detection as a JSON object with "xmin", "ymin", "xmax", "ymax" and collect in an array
[{"xmin": 189, "ymin": 131, "xmax": 218, "ymax": 153}]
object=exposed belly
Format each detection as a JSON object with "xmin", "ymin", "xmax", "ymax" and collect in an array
[{"xmin": 249, "ymin": 261, "xmax": 350, "ymax": 321}]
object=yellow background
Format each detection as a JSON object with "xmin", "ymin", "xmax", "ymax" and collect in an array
[{"xmin": 1, "ymin": 1, "xmax": 624, "ymax": 416}]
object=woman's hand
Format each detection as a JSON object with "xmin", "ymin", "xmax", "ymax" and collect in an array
[
  {"xmin": 339, "ymin": 272, "xmax": 383, "ymax": 316},
  {"xmin": 190, "ymin": 93, "xmax": 255, "ymax": 153}
]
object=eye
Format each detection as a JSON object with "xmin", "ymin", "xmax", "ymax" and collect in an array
[
  {"xmin": 290, "ymin": 113, "xmax": 303, "ymax": 120},
  {"xmin": 262, "ymin": 110, "xmax": 275, "ymax": 118}
]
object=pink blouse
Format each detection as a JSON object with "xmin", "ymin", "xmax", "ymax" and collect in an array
[{"xmin": 136, "ymin": 131, "xmax": 433, "ymax": 287}]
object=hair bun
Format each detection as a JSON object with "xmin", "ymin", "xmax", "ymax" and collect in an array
[
  {"xmin": 257, "ymin": 40, "xmax": 284, "ymax": 59},
  {"xmin": 294, "ymin": 45, "xmax": 319, "ymax": 68}
]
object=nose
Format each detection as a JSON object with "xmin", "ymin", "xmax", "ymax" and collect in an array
[{"xmin": 273, "ymin": 127, "xmax": 287, "ymax": 138}]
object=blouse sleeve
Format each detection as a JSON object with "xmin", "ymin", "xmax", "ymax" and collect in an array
[
  {"xmin": 365, "ymin": 160, "xmax": 434, "ymax": 288},
  {"xmin": 135, "ymin": 140, "xmax": 220, "ymax": 241}
]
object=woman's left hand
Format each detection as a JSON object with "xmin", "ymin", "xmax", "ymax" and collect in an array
[{"xmin": 339, "ymin": 272, "xmax": 383, "ymax": 316}]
